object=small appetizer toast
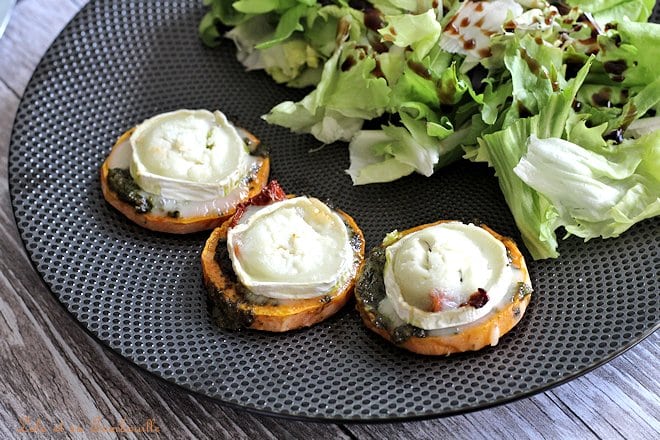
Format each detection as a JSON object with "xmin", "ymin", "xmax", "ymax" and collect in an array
[
  {"xmin": 202, "ymin": 181, "xmax": 366, "ymax": 332},
  {"xmin": 355, "ymin": 221, "xmax": 532, "ymax": 355},
  {"xmin": 100, "ymin": 109, "xmax": 269, "ymax": 233}
]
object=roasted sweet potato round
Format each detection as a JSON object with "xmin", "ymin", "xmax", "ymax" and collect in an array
[{"xmin": 355, "ymin": 220, "xmax": 532, "ymax": 355}]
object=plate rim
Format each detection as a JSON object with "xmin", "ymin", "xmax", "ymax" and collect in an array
[{"xmin": 7, "ymin": 0, "xmax": 660, "ymax": 422}]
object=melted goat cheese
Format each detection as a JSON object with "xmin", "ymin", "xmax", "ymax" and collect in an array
[
  {"xmin": 383, "ymin": 222, "xmax": 514, "ymax": 330},
  {"xmin": 108, "ymin": 109, "xmax": 263, "ymax": 217},
  {"xmin": 227, "ymin": 197, "xmax": 354, "ymax": 299},
  {"xmin": 130, "ymin": 109, "xmax": 254, "ymax": 201}
]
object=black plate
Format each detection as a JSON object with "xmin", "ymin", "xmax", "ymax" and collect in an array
[{"xmin": 8, "ymin": 0, "xmax": 659, "ymax": 422}]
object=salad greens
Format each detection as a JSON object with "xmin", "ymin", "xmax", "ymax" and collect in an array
[
  {"xmin": 566, "ymin": 0, "xmax": 657, "ymax": 26},
  {"xmin": 200, "ymin": 0, "xmax": 659, "ymax": 259}
]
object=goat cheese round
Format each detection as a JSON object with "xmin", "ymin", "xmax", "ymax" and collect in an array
[
  {"xmin": 383, "ymin": 222, "xmax": 514, "ymax": 329},
  {"xmin": 129, "ymin": 109, "xmax": 253, "ymax": 201},
  {"xmin": 227, "ymin": 197, "xmax": 354, "ymax": 299}
]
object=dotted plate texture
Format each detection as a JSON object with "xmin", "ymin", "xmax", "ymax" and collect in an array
[{"xmin": 8, "ymin": 0, "xmax": 659, "ymax": 422}]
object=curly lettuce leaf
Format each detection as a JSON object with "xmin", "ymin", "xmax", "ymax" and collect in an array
[
  {"xmin": 378, "ymin": 9, "xmax": 442, "ymax": 60},
  {"xmin": 504, "ymin": 34, "xmax": 564, "ymax": 121},
  {"xmin": 371, "ymin": 0, "xmax": 440, "ymax": 14},
  {"xmin": 389, "ymin": 62, "xmax": 440, "ymax": 110},
  {"xmin": 346, "ymin": 111, "xmax": 463, "ymax": 184},
  {"xmin": 476, "ymin": 116, "xmax": 561, "ymax": 259},
  {"xmin": 595, "ymin": 21, "xmax": 660, "ymax": 87},
  {"xmin": 254, "ymin": 3, "xmax": 311, "ymax": 49},
  {"xmin": 304, "ymin": 5, "xmax": 363, "ymax": 58},
  {"xmin": 201, "ymin": 0, "xmax": 351, "ymax": 84},
  {"xmin": 347, "ymin": 130, "xmax": 418, "ymax": 185},
  {"xmin": 263, "ymin": 43, "xmax": 391, "ymax": 143},
  {"xmin": 567, "ymin": 0, "xmax": 656, "ymax": 25},
  {"xmin": 626, "ymin": 116, "xmax": 660, "ymax": 138},
  {"xmin": 225, "ymin": 15, "xmax": 321, "ymax": 87},
  {"xmin": 199, "ymin": 0, "xmax": 251, "ymax": 46}
]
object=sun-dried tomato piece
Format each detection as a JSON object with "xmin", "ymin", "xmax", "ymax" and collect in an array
[
  {"xmin": 229, "ymin": 180, "xmax": 287, "ymax": 228},
  {"xmin": 461, "ymin": 288, "xmax": 489, "ymax": 309}
]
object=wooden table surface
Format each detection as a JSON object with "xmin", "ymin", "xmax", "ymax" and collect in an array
[{"xmin": 1, "ymin": 1, "xmax": 658, "ymax": 438}]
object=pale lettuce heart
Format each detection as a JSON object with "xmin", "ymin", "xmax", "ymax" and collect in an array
[
  {"xmin": 513, "ymin": 134, "xmax": 660, "ymax": 239},
  {"xmin": 625, "ymin": 116, "xmax": 660, "ymax": 139}
]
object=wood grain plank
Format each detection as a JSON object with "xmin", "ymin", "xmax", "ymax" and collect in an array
[
  {"xmin": 0, "ymin": 231, "xmax": 353, "ymax": 439},
  {"xmin": 0, "ymin": 239, "xmax": 352, "ymax": 440},
  {"xmin": 345, "ymin": 392, "xmax": 600, "ymax": 440},
  {"xmin": 0, "ymin": 80, "xmax": 18, "ymax": 169},
  {"xmin": 549, "ymin": 334, "xmax": 660, "ymax": 439},
  {"xmin": 0, "ymin": 268, "xmax": 123, "ymax": 440},
  {"xmin": 0, "ymin": 0, "xmax": 80, "ymax": 95}
]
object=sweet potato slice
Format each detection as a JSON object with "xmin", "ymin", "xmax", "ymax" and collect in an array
[
  {"xmin": 100, "ymin": 127, "xmax": 269, "ymax": 234},
  {"xmin": 355, "ymin": 221, "xmax": 532, "ymax": 355}
]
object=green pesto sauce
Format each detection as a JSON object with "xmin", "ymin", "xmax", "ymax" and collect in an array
[
  {"xmin": 242, "ymin": 134, "xmax": 269, "ymax": 158},
  {"xmin": 212, "ymin": 237, "xmax": 279, "ymax": 307},
  {"xmin": 356, "ymin": 246, "xmax": 427, "ymax": 344},
  {"xmin": 206, "ymin": 282, "xmax": 255, "ymax": 330},
  {"xmin": 107, "ymin": 168, "xmax": 153, "ymax": 214},
  {"xmin": 516, "ymin": 282, "xmax": 533, "ymax": 301},
  {"xmin": 249, "ymin": 142, "xmax": 269, "ymax": 158},
  {"xmin": 355, "ymin": 247, "xmax": 387, "ymax": 310}
]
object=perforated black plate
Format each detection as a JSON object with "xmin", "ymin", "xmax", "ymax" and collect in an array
[{"xmin": 8, "ymin": 0, "xmax": 659, "ymax": 422}]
